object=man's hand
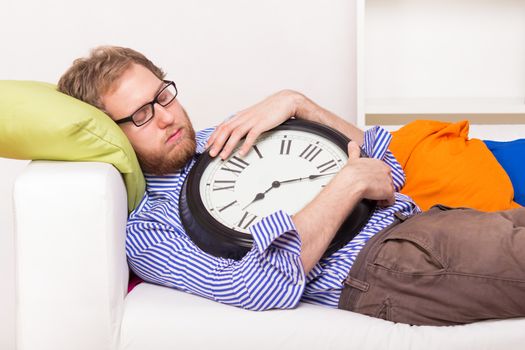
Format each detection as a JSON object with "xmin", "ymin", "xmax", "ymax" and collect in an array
[
  {"xmin": 206, "ymin": 90, "xmax": 302, "ymax": 160},
  {"xmin": 341, "ymin": 141, "xmax": 396, "ymax": 207}
]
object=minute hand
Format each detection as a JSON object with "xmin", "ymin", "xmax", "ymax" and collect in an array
[{"xmin": 279, "ymin": 172, "xmax": 338, "ymax": 184}]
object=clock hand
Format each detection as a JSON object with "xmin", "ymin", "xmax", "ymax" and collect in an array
[
  {"xmin": 242, "ymin": 181, "xmax": 281, "ymax": 210},
  {"xmin": 241, "ymin": 171, "xmax": 337, "ymax": 211},
  {"xmin": 265, "ymin": 181, "xmax": 281, "ymax": 193},
  {"xmin": 279, "ymin": 172, "xmax": 338, "ymax": 184},
  {"xmin": 242, "ymin": 192, "xmax": 265, "ymax": 211},
  {"xmin": 307, "ymin": 172, "xmax": 338, "ymax": 180}
]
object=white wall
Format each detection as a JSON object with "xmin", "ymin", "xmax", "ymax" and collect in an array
[
  {"xmin": 1, "ymin": 0, "xmax": 357, "ymax": 130},
  {"xmin": 357, "ymin": 0, "xmax": 525, "ymax": 140},
  {"xmin": 0, "ymin": 1, "xmax": 357, "ymax": 349},
  {"xmin": 365, "ymin": 0, "xmax": 525, "ymax": 101}
]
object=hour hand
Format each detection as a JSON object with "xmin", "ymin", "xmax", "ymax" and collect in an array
[
  {"xmin": 242, "ymin": 192, "xmax": 265, "ymax": 211},
  {"xmin": 242, "ymin": 181, "xmax": 281, "ymax": 210}
]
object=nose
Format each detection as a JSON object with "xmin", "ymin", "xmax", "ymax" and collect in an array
[{"xmin": 154, "ymin": 103, "xmax": 175, "ymax": 129}]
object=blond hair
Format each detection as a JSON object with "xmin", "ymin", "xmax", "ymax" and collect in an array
[{"xmin": 57, "ymin": 46, "xmax": 166, "ymax": 111}]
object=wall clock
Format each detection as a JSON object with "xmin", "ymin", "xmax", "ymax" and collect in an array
[{"xmin": 180, "ymin": 119, "xmax": 376, "ymax": 260}]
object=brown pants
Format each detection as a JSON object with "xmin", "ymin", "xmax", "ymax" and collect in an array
[{"xmin": 338, "ymin": 205, "xmax": 525, "ymax": 326}]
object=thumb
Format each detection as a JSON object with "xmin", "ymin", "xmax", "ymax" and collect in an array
[{"xmin": 347, "ymin": 141, "xmax": 361, "ymax": 160}]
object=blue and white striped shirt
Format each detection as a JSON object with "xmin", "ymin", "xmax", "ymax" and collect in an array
[{"xmin": 126, "ymin": 125, "xmax": 420, "ymax": 310}]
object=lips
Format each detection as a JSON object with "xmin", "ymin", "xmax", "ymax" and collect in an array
[{"xmin": 166, "ymin": 129, "xmax": 182, "ymax": 144}]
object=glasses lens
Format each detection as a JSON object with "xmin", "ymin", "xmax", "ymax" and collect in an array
[
  {"xmin": 132, "ymin": 104, "xmax": 154, "ymax": 126},
  {"xmin": 157, "ymin": 83, "xmax": 177, "ymax": 107}
]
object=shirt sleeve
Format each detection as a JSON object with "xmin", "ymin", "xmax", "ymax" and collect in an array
[
  {"xmin": 362, "ymin": 125, "xmax": 406, "ymax": 191},
  {"xmin": 126, "ymin": 210, "xmax": 305, "ymax": 311}
]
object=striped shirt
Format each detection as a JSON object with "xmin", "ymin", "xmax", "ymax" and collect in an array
[{"xmin": 126, "ymin": 125, "xmax": 420, "ymax": 310}]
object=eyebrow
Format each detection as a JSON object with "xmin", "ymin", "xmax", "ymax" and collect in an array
[{"xmin": 126, "ymin": 80, "xmax": 167, "ymax": 117}]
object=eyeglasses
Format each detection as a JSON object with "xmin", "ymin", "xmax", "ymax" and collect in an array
[{"xmin": 115, "ymin": 80, "xmax": 178, "ymax": 127}]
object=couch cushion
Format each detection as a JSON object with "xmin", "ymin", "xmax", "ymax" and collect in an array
[
  {"xmin": 121, "ymin": 283, "xmax": 525, "ymax": 350},
  {"xmin": 0, "ymin": 80, "xmax": 144, "ymax": 211},
  {"xmin": 389, "ymin": 120, "xmax": 520, "ymax": 211},
  {"xmin": 484, "ymin": 139, "xmax": 525, "ymax": 206}
]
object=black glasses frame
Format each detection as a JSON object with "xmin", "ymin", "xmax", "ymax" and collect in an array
[{"xmin": 115, "ymin": 80, "xmax": 178, "ymax": 127}]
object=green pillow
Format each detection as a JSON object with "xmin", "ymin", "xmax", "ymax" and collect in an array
[{"xmin": 0, "ymin": 80, "xmax": 145, "ymax": 212}]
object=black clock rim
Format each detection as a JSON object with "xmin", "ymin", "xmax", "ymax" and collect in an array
[{"xmin": 180, "ymin": 118, "xmax": 376, "ymax": 260}]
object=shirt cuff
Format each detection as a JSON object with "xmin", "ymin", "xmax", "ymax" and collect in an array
[{"xmin": 249, "ymin": 210, "xmax": 302, "ymax": 255}]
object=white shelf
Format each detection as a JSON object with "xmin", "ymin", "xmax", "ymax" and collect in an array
[
  {"xmin": 376, "ymin": 124, "xmax": 525, "ymax": 141},
  {"xmin": 356, "ymin": 0, "xmax": 525, "ymax": 128},
  {"xmin": 366, "ymin": 97, "xmax": 525, "ymax": 115}
]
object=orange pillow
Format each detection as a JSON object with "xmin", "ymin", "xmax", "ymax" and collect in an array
[{"xmin": 389, "ymin": 120, "xmax": 520, "ymax": 211}]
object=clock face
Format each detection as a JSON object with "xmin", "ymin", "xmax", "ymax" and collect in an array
[
  {"xmin": 180, "ymin": 119, "xmax": 376, "ymax": 260},
  {"xmin": 198, "ymin": 128, "xmax": 348, "ymax": 233}
]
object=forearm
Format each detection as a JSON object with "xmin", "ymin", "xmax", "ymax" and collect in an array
[
  {"xmin": 292, "ymin": 91, "xmax": 365, "ymax": 146},
  {"xmin": 292, "ymin": 171, "xmax": 364, "ymax": 274},
  {"xmin": 291, "ymin": 136, "xmax": 396, "ymax": 274}
]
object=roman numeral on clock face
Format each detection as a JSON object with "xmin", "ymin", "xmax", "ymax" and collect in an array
[
  {"xmin": 280, "ymin": 138, "xmax": 292, "ymax": 155},
  {"xmin": 212, "ymin": 180, "xmax": 236, "ymax": 191},
  {"xmin": 221, "ymin": 156, "xmax": 250, "ymax": 174},
  {"xmin": 299, "ymin": 143, "xmax": 323, "ymax": 162},
  {"xmin": 317, "ymin": 159, "xmax": 337, "ymax": 173},
  {"xmin": 253, "ymin": 145, "xmax": 263, "ymax": 159},
  {"xmin": 238, "ymin": 211, "xmax": 258, "ymax": 230},
  {"xmin": 218, "ymin": 200, "xmax": 238, "ymax": 212}
]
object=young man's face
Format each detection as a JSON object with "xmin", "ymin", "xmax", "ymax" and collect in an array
[{"xmin": 102, "ymin": 63, "xmax": 196, "ymax": 174}]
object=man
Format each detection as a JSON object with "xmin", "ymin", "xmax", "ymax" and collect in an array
[{"xmin": 58, "ymin": 46, "xmax": 525, "ymax": 326}]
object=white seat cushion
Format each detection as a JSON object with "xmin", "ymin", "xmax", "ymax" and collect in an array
[{"xmin": 120, "ymin": 283, "xmax": 525, "ymax": 350}]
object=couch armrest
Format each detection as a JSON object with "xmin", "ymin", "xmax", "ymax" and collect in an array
[{"xmin": 14, "ymin": 161, "xmax": 129, "ymax": 350}]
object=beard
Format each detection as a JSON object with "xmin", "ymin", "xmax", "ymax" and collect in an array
[{"xmin": 137, "ymin": 122, "xmax": 197, "ymax": 175}]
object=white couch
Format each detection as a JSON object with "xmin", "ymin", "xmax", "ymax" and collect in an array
[{"xmin": 2, "ymin": 159, "xmax": 523, "ymax": 350}]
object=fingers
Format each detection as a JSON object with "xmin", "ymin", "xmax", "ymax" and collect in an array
[
  {"xmin": 207, "ymin": 123, "xmax": 231, "ymax": 157},
  {"xmin": 206, "ymin": 116, "xmax": 259, "ymax": 159},
  {"xmin": 377, "ymin": 190, "xmax": 396, "ymax": 207},
  {"xmin": 207, "ymin": 118, "xmax": 242, "ymax": 158},
  {"xmin": 219, "ymin": 126, "xmax": 250, "ymax": 159},
  {"xmin": 206, "ymin": 91, "xmax": 297, "ymax": 159},
  {"xmin": 377, "ymin": 175, "xmax": 396, "ymax": 207},
  {"xmin": 239, "ymin": 130, "xmax": 259, "ymax": 156},
  {"xmin": 346, "ymin": 155, "xmax": 396, "ymax": 206},
  {"xmin": 205, "ymin": 133, "xmax": 218, "ymax": 154}
]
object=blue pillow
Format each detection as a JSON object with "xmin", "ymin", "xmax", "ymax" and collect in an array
[{"xmin": 484, "ymin": 139, "xmax": 525, "ymax": 206}]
